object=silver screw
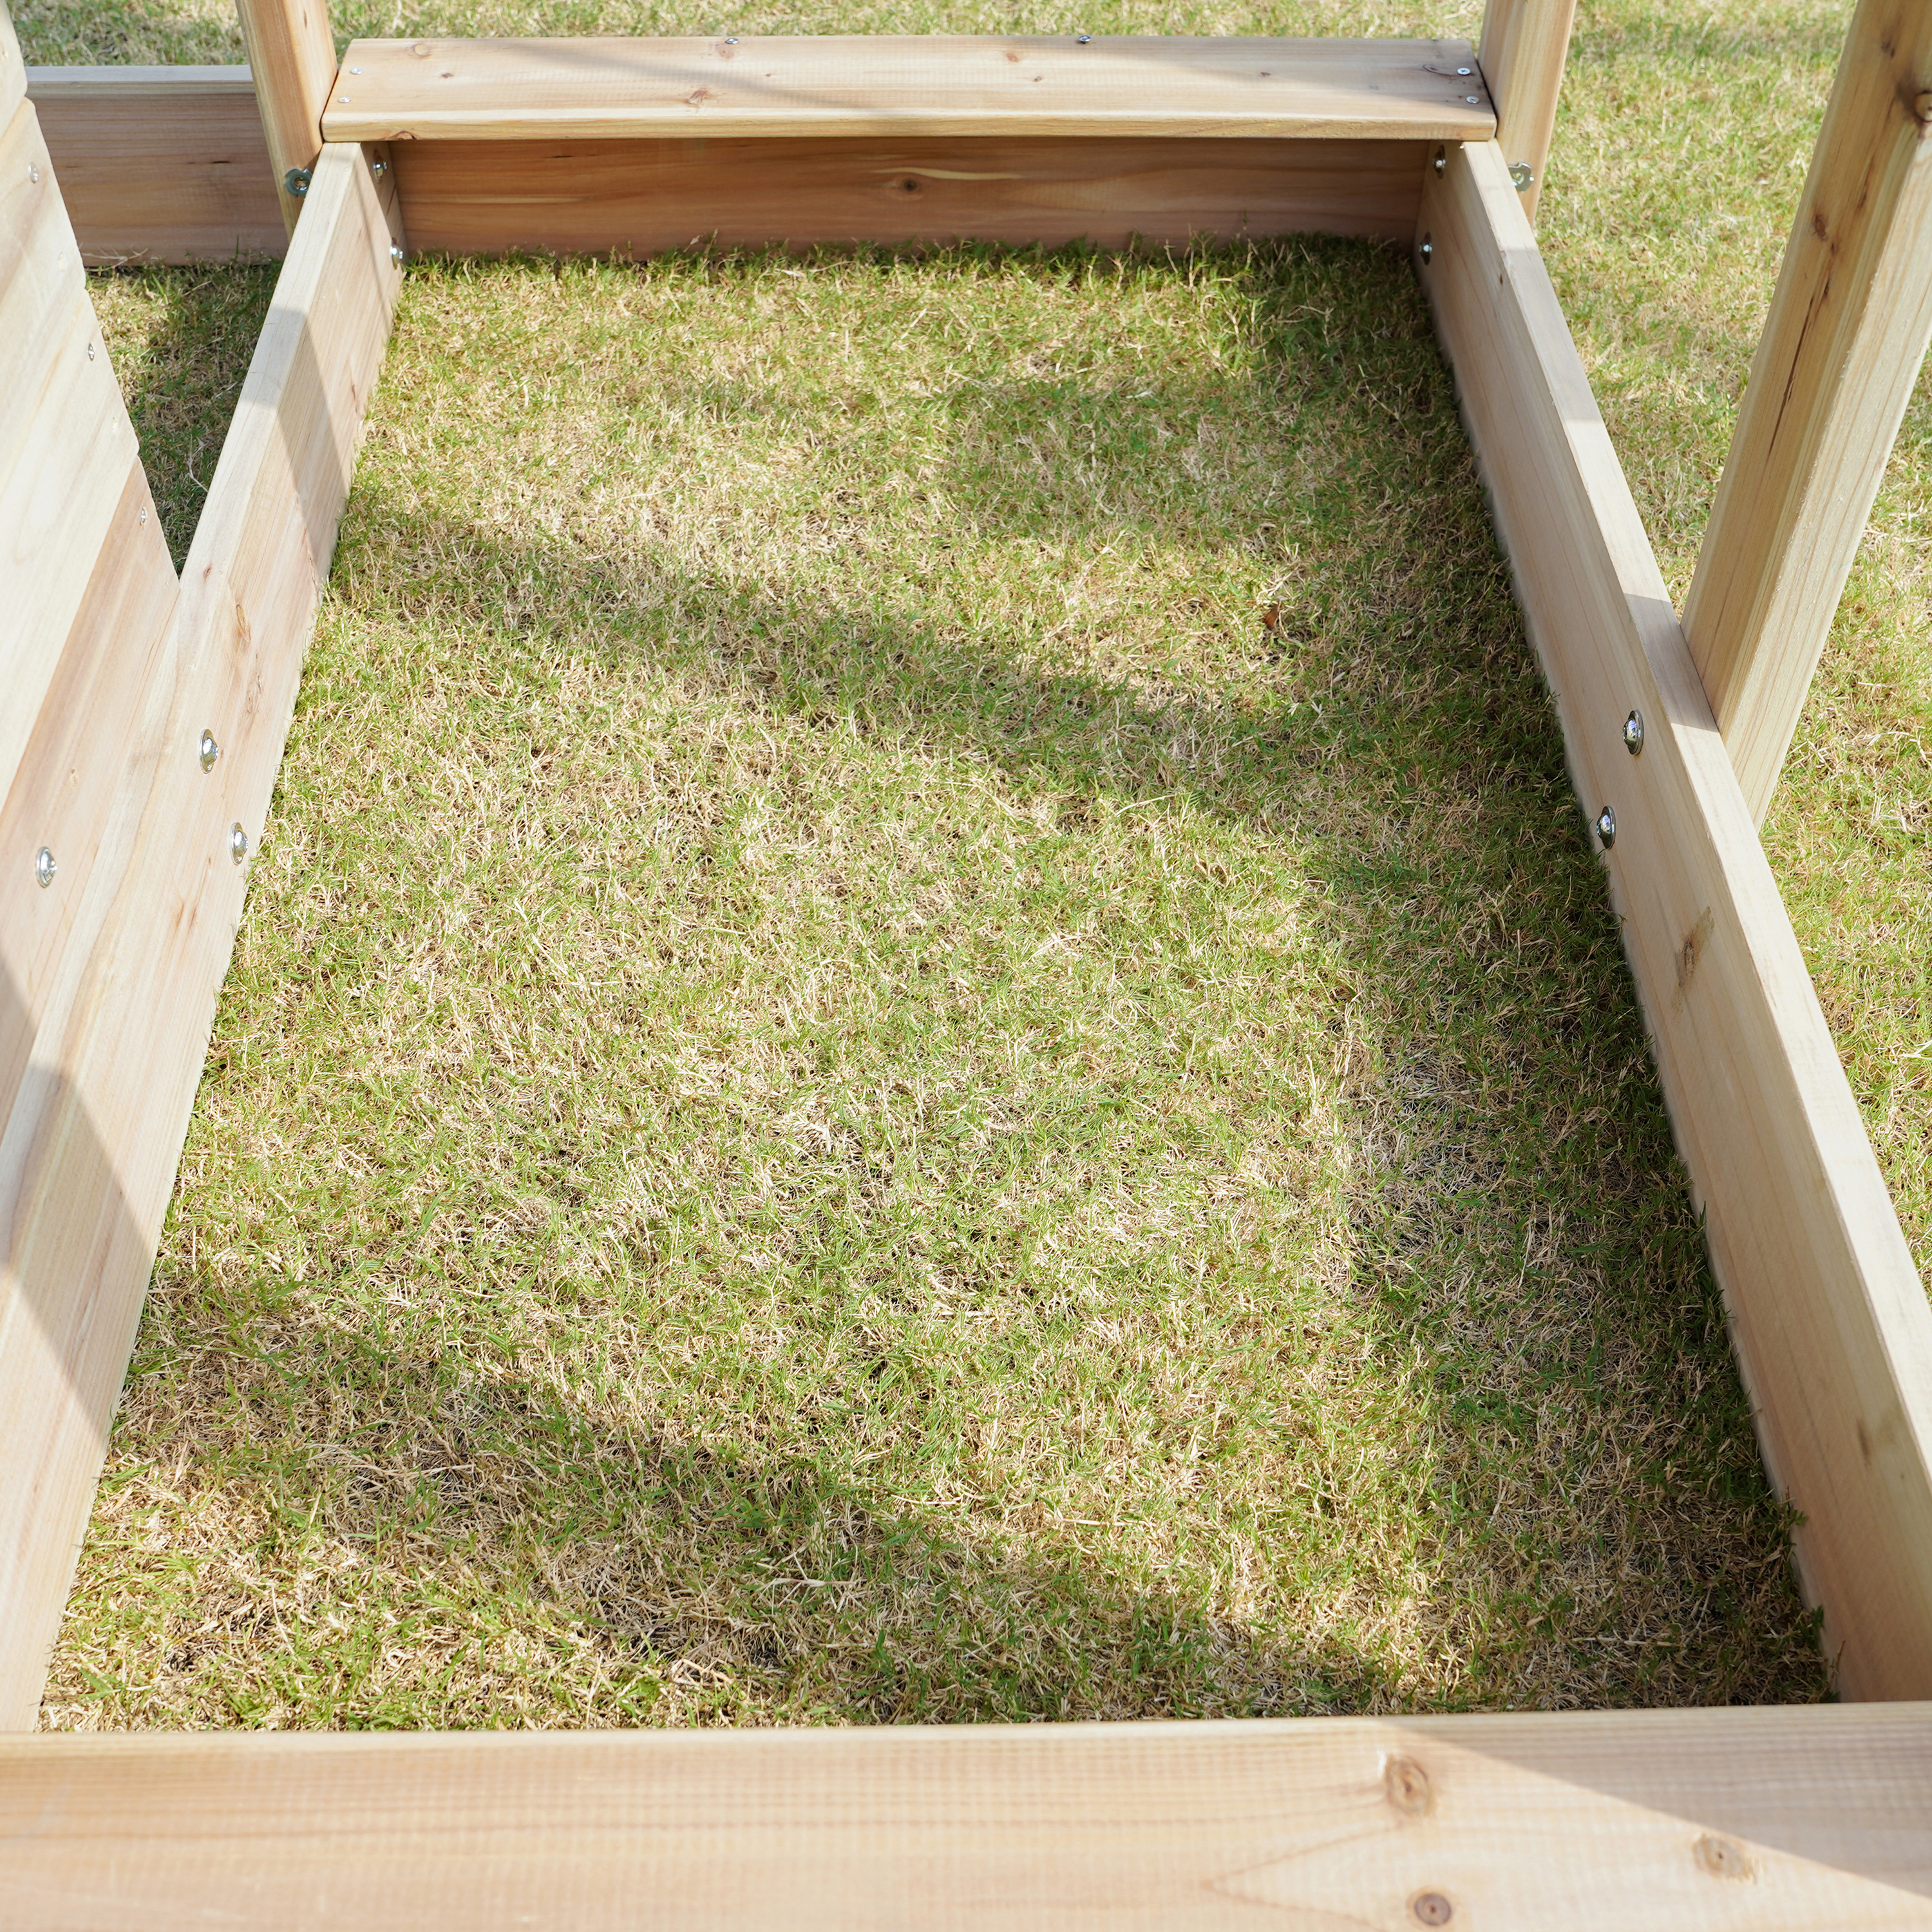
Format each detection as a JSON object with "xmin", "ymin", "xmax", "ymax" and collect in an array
[
  {"xmin": 35, "ymin": 847, "xmax": 55, "ymax": 889},
  {"xmin": 139, "ymin": 506, "xmax": 147, "ymax": 524},
  {"xmin": 1432, "ymin": 147, "xmax": 1446, "ymax": 177},
  {"xmin": 1464, "ymin": 94, "xmax": 1481, "ymax": 104},
  {"xmin": 1596, "ymin": 806, "xmax": 1617, "ymax": 849},
  {"xmin": 1419, "ymin": 236, "xmax": 1433, "ymax": 265},
  {"xmin": 723, "ymin": 34, "xmax": 737, "ymax": 41},
  {"xmin": 390, "ymin": 243, "xmax": 405, "ymax": 263},
  {"xmin": 28, "ymin": 163, "xmax": 39, "ymax": 183},
  {"xmin": 1456, "ymin": 66, "xmax": 1472, "ymax": 75},
  {"xmin": 230, "ymin": 822, "xmax": 249, "ymax": 864},
  {"xmin": 1510, "ymin": 160, "xmax": 1535, "ymax": 192},
  {"xmin": 285, "ymin": 167, "xmax": 312, "ymax": 198},
  {"xmin": 200, "ymin": 728, "xmax": 221, "ymax": 772},
  {"xmin": 371, "ymin": 158, "xmax": 388, "ymax": 175},
  {"xmin": 1622, "ymin": 710, "xmax": 1643, "ymax": 755},
  {"xmin": 1075, "ymin": 31, "xmax": 1092, "ymax": 41},
  {"xmin": 86, "ymin": 341, "xmax": 95, "ymax": 359},
  {"xmin": 350, "ymin": 64, "xmax": 363, "ymax": 71}
]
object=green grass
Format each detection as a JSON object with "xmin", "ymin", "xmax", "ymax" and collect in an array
[{"xmin": 31, "ymin": 0, "xmax": 1927, "ymax": 1728}]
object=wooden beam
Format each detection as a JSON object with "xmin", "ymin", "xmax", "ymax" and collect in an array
[
  {"xmin": 234, "ymin": 0, "xmax": 338, "ymax": 232},
  {"xmin": 1, "ymin": 0, "xmax": 22, "ymax": 125},
  {"xmin": 26, "ymin": 67, "xmax": 284, "ymax": 265},
  {"xmin": 3, "ymin": 1706, "xmax": 1931, "ymax": 1927},
  {"xmin": 1415, "ymin": 138, "xmax": 1932, "ymax": 1701},
  {"xmin": 322, "ymin": 35, "xmax": 1497, "ymax": 146},
  {"xmin": 392, "ymin": 133, "xmax": 1430, "ymax": 256},
  {"xmin": 1475, "ymin": 0, "xmax": 1576, "ymax": 219},
  {"xmin": 1681, "ymin": 0, "xmax": 1932, "ymax": 826},
  {"xmin": 0, "ymin": 142, "xmax": 402, "ymax": 1729}
]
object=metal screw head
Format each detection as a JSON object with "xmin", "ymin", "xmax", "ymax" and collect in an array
[
  {"xmin": 1419, "ymin": 236, "xmax": 1434, "ymax": 265},
  {"xmin": 86, "ymin": 340, "xmax": 95, "ymax": 359},
  {"xmin": 199, "ymin": 728, "xmax": 221, "ymax": 772},
  {"xmin": 35, "ymin": 847, "xmax": 55, "ymax": 889},
  {"xmin": 1455, "ymin": 65, "xmax": 1472, "ymax": 75},
  {"xmin": 1464, "ymin": 93, "xmax": 1481, "ymax": 104},
  {"xmin": 1075, "ymin": 31, "xmax": 1092, "ymax": 41},
  {"xmin": 285, "ymin": 166, "xmax": 312, "ymax": 198},
  {"xmin": 28, "ymin": 162, "xmax": 39, "ymax": 183},
  {"xmin": 1595, "ymin": 805, "xmax": 1617, "ymax": 848},
  {"xmin": 1432, "ymin": 146, "xmax": 1446, "ymax": 177},
  {"xmin": 230, "ymin": 822, "xmax": 249, "ymax": 865},
  {"xmin": 723, "ymin": 33, "xmax": 737, "ymax": 41},
  {"xmin": 371, "ymin": 158, "xmax": 388, "ymax": 175},
  {"xmin": 390, "ymin": 243, "xmax": 405, "ymax": 264},
  {"xmin": 139, "ymin": 506, "xmax": 147, "ymax": 524},
  {"xmin": 1510, "ymin": 160, "xmax": 1535, "ymax": 192},
  {"xmin": 1623, "ymin": 709, "xmax": 1643, "ymax": 755},
  {"xmin": 350, "ymin": 64, "xmax": 363, "ymax": 71}
]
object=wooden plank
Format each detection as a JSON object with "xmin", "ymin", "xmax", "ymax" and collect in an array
[
  {"xmin": 1476, "ymin": 0, "xmax": 1576, "ymax": 219},
  {"xmin": 323, "ymin": 35, "xmax": 1497, "ymax": 145},
  {"xmin": 26, "ymin": 67, "xmax": 285, "ymax": 265},
  {"xmin": 0, "ymin": 142, "xmax": 401, "ymax": 1730},
  {"xmin": 234, "ymin": 0, "xmax": 339, "ymax": 232},
  {"xmin": 1681, "ymin": 0, "xmax": 1932, "ymax": 825},
  {"xmin": 1, "ymin": 0, "xmax": 23, "ymax": 126},
  {"xmin": 2, "ymin": 1707, "xmax": 1931, "ymax": 1927},
  {"xmin": 1415, "ymin": 137, "xmax": 1932, "ymax": 1701},
  {"xmin": 0, "ymin": 97, "xmax": 140, "ymax": 831},
  {"xmin": 394, "ymin": 133, "xmax": 1428, "ymax": 256}
]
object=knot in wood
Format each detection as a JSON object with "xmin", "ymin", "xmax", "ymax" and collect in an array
[
  {"xmin": 1694, "ymin": 1834, "xmax": 1755, "ymax": 1882},
  {"xmin": 1383, "ymin": 1755, "xmax": 1434, "ymax": 1818}
]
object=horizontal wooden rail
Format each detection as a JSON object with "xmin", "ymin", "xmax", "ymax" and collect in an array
[
  {"xmin": 321, "ymin": 35, "xmax": 1497, "ymax": 144},
  {"xmin": 1416, "ymin": 139, "xmax": 1932, "ymax": 1700},
  {"xmin": 4, "ymin": 1707, "xmax": 1931, "ymax": 1927},
  {"xmin": 26, "ymin": 66, "xmax": 283, "ymax": 264}
]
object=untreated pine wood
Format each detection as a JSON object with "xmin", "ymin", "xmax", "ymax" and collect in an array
[
  {"xmin": 26, "ymin": 66, "xmax": 285, "ymax": 264},
  {"xmin": 322, "ymin": 35, "xmax": 1497, "ymax": 144},
  {"xmin": 1681, "ymin": 0, "xmax": 1932, "ymax": 826},
  {"xmin": 0, "ymin": 142, "xmax": 402, "ymax": 1730},
  {"xmin": 234, "ymin": 0, "xmax": 339, "ymax": 232},
  {"xmin": 393, "ymin": 133, "xmax": 1431, "ymax": 256},
  {"xmin": 0, "ymin": 0, "xmax": 22, "ymax": 123},
  {"xmin": 1415, "ymin": 138, "xmax": 1932, "ymax": 1701},
  {"xmin": 1475, "ymin": 0, "xmax": 1576, "ymax": 218},
  {"xmin": 3, "ymin": 1705, "xmax": 1932, "ymax": 1928}
]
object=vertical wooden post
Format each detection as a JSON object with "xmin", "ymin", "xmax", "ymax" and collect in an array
[
  {"xmin": 1683, "ymin": 0, "xmax": 1932, "ymax": 826},
  {"xmin": 1477, "ymin": 0, "xmax": 1577, "ymax": 220},
  {"xmin": 233, "ymin": 0, "xmax": 337, "ymax": 234}
]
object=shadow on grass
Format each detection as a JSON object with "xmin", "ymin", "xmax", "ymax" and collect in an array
[{"xmin": 63, "ymin": 238, "xmax": 1828, "ymax": 1726}]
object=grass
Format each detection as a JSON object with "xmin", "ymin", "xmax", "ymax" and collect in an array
[{"xmin": 23, "ymin": 0, "xmax": 1926, "ymax": 1728}]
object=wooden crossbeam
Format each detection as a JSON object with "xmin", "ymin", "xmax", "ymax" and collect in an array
[{"xmin": 320, "ymin": 35, "xmax": 1497, "ymax": 145}]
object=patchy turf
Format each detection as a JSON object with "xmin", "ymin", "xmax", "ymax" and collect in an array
[{"xmin": 43, "ymin": 232, "xmax": 1828, "ymax": 1727}]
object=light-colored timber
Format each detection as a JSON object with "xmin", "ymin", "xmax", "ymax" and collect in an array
[
  {"xmin": 392, "ymin": 132, "xmax": 1430, "ymax": 255},
  {"xmin": 322, "ymin": 35, "xmax": 1497, "ymax": 146},
  {"xmin": 234, "ymin": 0, "xmax": 338, "ymax": 232},
  {"xmin": 4, "ymin": 1707, "xmax": 1932, "ymax": 1929},
  {"xmin": 0, "ymin": 0, "xmax": 21, "ymax": 122},
  {"xmin": 1476, "ymin": 0, "xmax": 1575, "ymax": 219},
  {"xmin": 26, "ymin": 66, "xmax": 284, "ymax": 264},
  {"xmin": 1416, "ymin": 136, "xmax": 1932, "ymax": 1701},
  {"xmin": 0, "ymin": 139, "xmax": 402, "ymax": 1729},
  {"xmin": 1682, "ymin": 0, "xmax": 1932, "ymax": 826}
]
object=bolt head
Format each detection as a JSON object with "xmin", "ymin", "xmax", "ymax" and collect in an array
[
  {"xmin": 86, "ymin": 341, "xmax": 95, "ymax": 359},
  {"xmin": 1510, "ymin": 160, "xmax": 1535, "ymax": 191},
  {"xmin": 1456, "ymin": 66, "xmax": 1472, "ymax": 75},
  {"xmin": 1076, "ymin": 31, "xmax": 1092, "ymax": 41},
  {"xmin": 1432, "ymin": 147, "xmax": 1446, "ymax": 177},
  {"xmin": 230, "ymin": 822, "xmax": 249, "ymax": 865},
  {"xmin": 200, "ymin": 728, "xmax": 221, "ymax": 772},
  {"xmin": 372, "ymin": 158, "xmax": 388, "ymax": 175},
  {"xmin": 390, "ymin": 243, "xmax": 405, "ymax": 263},
  {"xmin": 35, "ymin": 847, "xmax": 55, "ymax": 889},
  {"xmin": 28, "ymin": 163, "xmax": 39, "ymax": 183},
  {"xmin": 1464, "ymin": 93, "xmax": 1481, "ymax": 104},
  {"xmin": 1595, "ymin": 805, "xmax": 1617, "ymax": 849},
  {"xmin": 1419, "ymin": 237, "xmax": 1434, "ymax": 265},
  {"xmin": 1622, "ymin": 709, "xmax": 1643, "ymax": 755}
]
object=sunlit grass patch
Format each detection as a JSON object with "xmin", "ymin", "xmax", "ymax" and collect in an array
[{"xmin": 45, "ymin": 238, "xmax": 1826, "ymax": 1726}]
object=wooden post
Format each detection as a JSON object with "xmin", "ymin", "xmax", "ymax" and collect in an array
[
  {"xmin": 1683, "ymin": 0, "xmax": 1932, "ymax": 826},
  {"xmin": 1477, "ymin": 0, "xmax": 1577, "ymax": 220},
  {"xmin": 232, "ymin": 0, "xmax": 337, "ymax": 233}
]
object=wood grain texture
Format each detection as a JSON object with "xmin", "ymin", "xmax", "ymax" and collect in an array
[
  {"xmin": 1476, "ymin": 0, "xmax": 1576, "ymax": 219},
  {"xmin": 323, "ymin": 35, "xmax": 1497, "ymax": 144},
  {"xmin": 393, "ymin": 132, "xmax": 1428, "ymax": 255},
  {"xmin": 2, "ymin": 1707, "xmax": 1931, "ymax": 1928},
  {"xmin": 1681, "ymin": 0, "xmax": 1932, "ymax": 825},
  {"xmin": 1416, "ymin": 138, "xmax": 1932, "ymax": 1701},
  {"xmin": 234, "ymin": 0, "xmax": 339, "ymax": 231},
  {"xmin": 0, "ymin": 0, "xmax": 23, "ymax": 126},
  {"xmin": 0, "ymin": 99, "xmax": 139, "ymax": 810},
  {"xmin": 0, "ymin": 142, "xmax": 401, "ymax": 1729},
  {"xmin": 26, "ymin": 67, "xmax": 286, "ymax": 264}
]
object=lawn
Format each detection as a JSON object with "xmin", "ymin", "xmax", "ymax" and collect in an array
[{"xmin": 20, "ymin": 0, "xmax": 1926, "ymax": 1728}]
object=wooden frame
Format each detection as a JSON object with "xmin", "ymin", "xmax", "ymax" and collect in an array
[{"xmin": 4, "ymin": 0, "xmax": 1931, "ymax": 1918}]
